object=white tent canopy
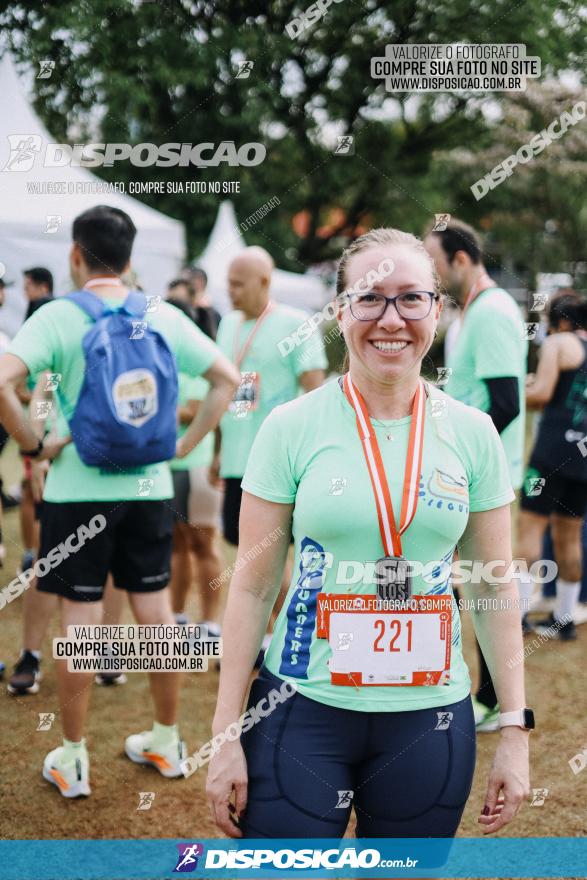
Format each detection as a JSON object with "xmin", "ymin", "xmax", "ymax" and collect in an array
[
  {"xmin": 197, "ymin": 201, "xmax": 329, "ymax": 316},
  {"xmin": 0, "ymin": 53, "xmax": 185, "ymax": 336}
]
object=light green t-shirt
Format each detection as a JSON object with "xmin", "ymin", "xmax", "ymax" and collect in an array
[
  {"xmin": 216, "ymin": 304, "xmax": 327, "ymax": 478},
  {"xmin": 169, "ymin": 375, "xmax": 214, "ymax": 471},
  {"xmin": 241, "ymin": 379, "xmax": 514, "ymax": 712},
  {"xmin": 8, "ymin": 298, "xmax": 219, "ymax": 502},
  {"xmin": 445, "ymin": 287, "xmax": 527, "ymax": 489}
]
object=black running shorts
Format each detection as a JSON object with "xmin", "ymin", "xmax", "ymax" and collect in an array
[
  {"xmin": 241, "ymin": 667, "xmax": 476, "ymax": 839},
  {"xmin": 222, "ymin": 477, "xmax": 243, "ymax": 546},
  {"xmin": 36, "ymin": 500, "xmax": 174, "ymax": 601},
  {"xmin": 521, "ymin": 460, "xmax": 587, "ymax": 519},
  {"xmin": 169, "ymin": 469, "xmax": 190, "ymax": 523}
]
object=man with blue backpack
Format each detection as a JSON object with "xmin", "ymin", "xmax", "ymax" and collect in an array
[{"xmin": 0, "ymin": 205, "xmax": 239, "ymax": 798}]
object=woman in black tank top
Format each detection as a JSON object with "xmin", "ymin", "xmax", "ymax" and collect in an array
[{"xmin": 517, "ymin": 295, "xmax": 587, "ymax": 640}]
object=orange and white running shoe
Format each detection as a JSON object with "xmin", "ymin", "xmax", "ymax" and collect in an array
[
  {"xmin": 42, "ymin": 746, "xmax": 91, "ymax": 798},
  {"xmin": 124, "ymin": 730, "xmax": 186, "ymax": 778}
]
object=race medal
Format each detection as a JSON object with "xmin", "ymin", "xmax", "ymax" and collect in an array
[
  {"xmin": 229, "ymin": 371, "xmax": 260, "ymax": 418},
  {"xmin": 230, "ymin": 302, "xmax": 274, "ymax": 420},
  {"xmin": 335, "ymin": 374, "xmax": 440, "ymax": 686},
  {"xmin": 375, "ymin": 556, "xmax": 412, "ymax": 602}
]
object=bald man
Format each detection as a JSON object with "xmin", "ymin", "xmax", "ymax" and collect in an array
[{"xmin": 214, "ymin": 247, "xmax": 327, "ymax": 548}]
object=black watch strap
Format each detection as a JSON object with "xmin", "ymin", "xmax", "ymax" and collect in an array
[{"xmin": 19, "ymin": 438, "xmax": 44, "ymax": 459}]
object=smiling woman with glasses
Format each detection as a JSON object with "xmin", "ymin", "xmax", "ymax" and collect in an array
[{"xmin": 207, "ymin": 227, "xmax": 531, "ymax": 843}]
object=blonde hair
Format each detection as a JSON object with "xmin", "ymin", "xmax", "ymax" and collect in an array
[
  {"xmin": 335, "ymin": 228, "xmax": 443, "ymax": 371},
  {"xmin": 336, "ymin": 227, "xmax": 442, "ymax": 297}
]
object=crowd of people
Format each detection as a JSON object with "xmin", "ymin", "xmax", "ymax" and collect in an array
[{"xmin": 0, "ymin": 207, "xmax": 585, "ymax": 838}]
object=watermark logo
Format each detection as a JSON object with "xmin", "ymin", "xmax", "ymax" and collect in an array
[
  {"xmin": 432, "ymin": 213, "xmax": 451, "ymax": 232},
  {"xmin": 34, "ymin": 400, "xmax": 54, "ymax": 420},
  {"xmin": 45, "ymin": 214, "xmax": 62, "ymax": 234},
  {"xmin": 235, "ymin": 61, "xmax": 254, "ymax": 79},
  {"xmin": 130, "ymin": 321, "xmax": 147, "ymax": 340},
  {"xmin": 337, "ymin": 632, "xmax": 354, "ymax": 651},
  {"xmin": 527, "ymin": 476, "xmax": 545, "ymax": 497},
  {"xmin": 37, "ymin": 712, "xmax": 55, "ymax": 731},
  {"xmin": 569, "ymin": 746, "xmax": 587, "ymax": 776},
  {"xmin": 285, "ymin": 0, "xmax": 344, "ymax": 40},
  {"xmin": 3, "ymin": 135, "xmax": 42, "ymax": 172},
  {"xmin": 37, "ymin": 60, "xmax": 55, "ymax": 79},
  {"xmin": 239, "ymin": 196, "xmax": 280, "ymax": 235},
  {"xmin": 335, "ymin": 790, "xmax": 353, "ymax": 809},
  {"xmin": 471, "ymin": 101, "xmax": 585, "ymax": 200},
  {"xmin": 523, "ymin": 322, "xmax": 539, "ymax": 340},
  {"xmin": 531, "ymin": 293, "xmax": 549, "ymax": 311},
  {"xmin": 137, "ymin": 478, "xmax": 154, "ymax": 497},
  {"xmin": 436, "ymin": 367, "xmax": 452, "ymax": 387},
  {"xmin": 371, "ymin": 43, "xmax": 541, "ymax": 94},
  {"xmin": 0, "ymin": 514, "xmax": 107, "ymax": 613},
  {"xmin": 137, "ymin": 791, "xmax": 156, "ymax": 810},
  {"xmin": 174, "ymin": 844, "xmax": 204, "ymax": 873},
  {"xmin": 577, "ymin": 436, "xmax": 587, "ymax": 459},
  {"xmin": 277, "ymin": 258, "xmax": 394, "ymax": 359},
  {"xmin": 507, "ymin": 614, "xmax": 571, "ymax": 669},
  {"xmin": 209, "ymin": 527, "xmax": 285, "ymax": 592},
  {"xmin": 145, "ymin": 295, "xmax": 161, "ymax": 313},
  {"xmin": 329, "ymin": 477, "xmax": 347, "ymax": 496},
  {"xmin": 45, "ymin": 373, "xmax": 62, "ymax": 392},
  {"xmin": 2, "ymin": 140, "xmax": 266, "ymax": 170},
  {"xmin": 530, "ymin": 788, "xmax": 549, "ymax": 806},
  {"xmin": 181, "ymin": 680, "xmax": 296, "ymax": 777},
  {"xmin": 334, "ymin": 135, "xmax": 354, "ymax": 155},
  {"xmin": 435, "ymin": 711, "xmax": 453, "ymax": 730},
  {"xmin": 431, "ymin": 398, "xmax": 447, "ymax": 418}
]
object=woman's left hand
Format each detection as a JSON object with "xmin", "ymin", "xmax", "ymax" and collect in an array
[{"xmin": 478, "ymin": 728, "xmax": 530, "ymax": 834}]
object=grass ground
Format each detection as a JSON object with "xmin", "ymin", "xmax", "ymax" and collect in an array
[{"xmin": 0, "ymin": 441, "xmax": 585, "ymax": 860}]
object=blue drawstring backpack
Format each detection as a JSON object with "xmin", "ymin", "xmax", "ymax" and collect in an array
[{"xmin": 66, "ymin": 289, "xmax": 178, "ymax": 468}]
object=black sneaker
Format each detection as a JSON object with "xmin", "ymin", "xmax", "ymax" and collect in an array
[
  {"xmin": 1, "ymin": 490, "xmax": 20, "ymax": 510},
  {"xmin": 534, "ymin": 612, "xmax": 577, "ymax": 641},
  {"xmin": 8, "ymin": 651, "xmax": 42, "ymax": 694},
  {"xmin": 95, "ymin": 672, "xmax": 127, "ymax": 686}
]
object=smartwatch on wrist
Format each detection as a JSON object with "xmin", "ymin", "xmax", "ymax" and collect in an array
[
  {"xmin": 18, "ymin": 438, "xmax": 44, "ymax": 459},
  {"xmin": 498, "ymin": 708, "xmax": 535, "ymax": 731}
]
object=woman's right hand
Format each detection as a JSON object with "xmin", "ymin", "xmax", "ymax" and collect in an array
[{"xmin": 206, "ymin": 740, "xmax": 248, "ymax": 838}]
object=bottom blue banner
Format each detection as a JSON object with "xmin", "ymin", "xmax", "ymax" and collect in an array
[{"xmin": 1, "ymin": 838, "xmax": 586, "ymax": 879}]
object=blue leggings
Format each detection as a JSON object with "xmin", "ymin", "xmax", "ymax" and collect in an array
[{"xmin": 241, "ymin": 668, "xmax": 476, "ymax": 839}]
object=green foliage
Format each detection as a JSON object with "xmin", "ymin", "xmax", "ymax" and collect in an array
[{"xmin": 0, "ymin": 0, "xmax": 584, "ymax": 275}]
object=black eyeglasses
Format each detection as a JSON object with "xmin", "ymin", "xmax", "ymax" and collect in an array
[{"xmin": 344, "ymin": 291, "xmax": 437, "ymax": 322}]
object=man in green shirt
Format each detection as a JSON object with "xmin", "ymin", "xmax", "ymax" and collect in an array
[
  {"xmin": 214, "ymin": 246, "xmax": 328, "ymax": 547},
  {"xmin": 424, "ymin": 220, "xmax": 527, "ymax": 489},
  {"xmin": 0, "ymin": 205, "xmax": 239, "ymax": 798},
  {"xmin": 424, "ymin": 218, "xmax": 527, "ymax": 733}
]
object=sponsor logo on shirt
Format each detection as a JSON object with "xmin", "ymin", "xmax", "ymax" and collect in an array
[
  {"xmin": 421, "ymin": 469, "xmax": 469, "ymax": 512},
  {"xmin": 279, "ymin": 537, "xmax": 331, "ymax": 678}
]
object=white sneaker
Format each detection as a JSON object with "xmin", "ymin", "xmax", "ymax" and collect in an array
[
  {"xmin": 124, "ymin": 729, "xmax": 186, "ymax": 778},
  {"xmin": 42, "ymin": 746, "xmax": 91, "ymax": 798},
  {"xmin": 471, "ymin": 696, "xmax": 500, "ymax": 732}
]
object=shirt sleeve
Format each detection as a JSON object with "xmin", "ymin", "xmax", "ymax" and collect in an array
[
  {"xmin": 291, "ymin": 326, "xmax": 328, "ymax": 377},
  {"xmin": 7, "ymin": 305, "xmax": 58, "ymax": 376},
  {"xmin": 173, "ymin": 311, "xmax": 220, "ymax": 377},
  {"xmin": 241, "ymin": 409, "xmax": 297, "ymax": 503},
  {"xmin": 470, "ymin": 307, "xmax": 524, "ymax": 380},
  {"xmin": 215, "ymin": 315, "xmax": 234, "ymax": 360},
  {"xmin": 467, "ymin": 411, "xmax": 515, "ymax": 512}
]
